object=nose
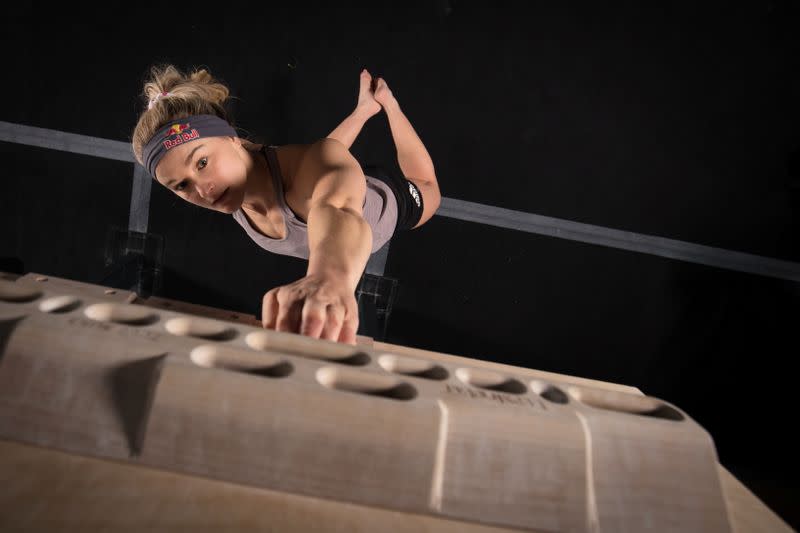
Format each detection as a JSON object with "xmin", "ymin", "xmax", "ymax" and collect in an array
[{"xmin": 199, "ymin": 182, "xmax": 216, "ymax": 202}]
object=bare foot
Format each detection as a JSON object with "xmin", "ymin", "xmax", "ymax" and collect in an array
[
  {"xmin": 356, "ymin": 69, "xmax": 382, "ymax": 118},
  {"xmin": 372, "ymin": 76, "xmax": 397, "ymax": 110}
]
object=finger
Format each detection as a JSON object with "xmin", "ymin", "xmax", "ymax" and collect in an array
[
  {"xmin": 301, "ymin": 299, "xmax": 328, "ymax": 339},
  {"xmin": 338, "ymin": 315, "xmax": 358, "ymax": 346},
  {"xmin": 275, "ymin": 291, "xmax": 302, "ymax": 333},
  {"xmin": 262, "ymin": 289, "xmax": 279, "ymax": 329},
  {"xmin": 336, "ymin": 301, "xmax": 359, "ymax": 345},
  {"xmin": 319, "ymin": 304, "xmax": 345, "ymax": 342}
]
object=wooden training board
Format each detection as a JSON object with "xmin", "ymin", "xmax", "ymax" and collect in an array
[{"xmin": 0, "ymin": 272, "xmax": 792, "ymax": 532}]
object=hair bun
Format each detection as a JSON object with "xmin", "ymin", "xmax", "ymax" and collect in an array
[{"xmin": 131, "ymin": 64, "xmax": 235, "ymax": 166}]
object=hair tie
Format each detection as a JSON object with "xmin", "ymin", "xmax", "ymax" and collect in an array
[{"xmin": 148, "ymin": 91, "xmax": 173, "ymax": 110}]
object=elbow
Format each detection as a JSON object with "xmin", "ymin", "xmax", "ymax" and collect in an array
[{"xmin": 322, "ymin": 168, "xmax": 368, "ymax": 218}]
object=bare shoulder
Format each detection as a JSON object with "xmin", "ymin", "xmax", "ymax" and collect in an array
[
  {"xmin": 277, "ymin": 139, "xmax": 358, "ymax": 196},
  {"xmin": 282, "ymin": 137, "xmax": 350, "ymax": 164},
  {"xmin": 265, "ymin": 143, "xmax": 306, "ymax": 195},
  {"xmin": 272, "ymin": 143, "xmax": 313, "ymax": 190}
]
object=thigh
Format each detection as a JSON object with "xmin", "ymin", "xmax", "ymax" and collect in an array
[{"xmin": 408, "ymin": 180, "xmax": 439, "ymax": 229}]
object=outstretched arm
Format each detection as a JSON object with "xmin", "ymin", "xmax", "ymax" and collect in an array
[{"xmin": 261, "ymin": 139, "xmax": 371, "ymax": 345}]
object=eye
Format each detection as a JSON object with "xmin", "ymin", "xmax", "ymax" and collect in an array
[{"xmin": 173, "ymin": 157, "xmax": 207, "ymax": 193}]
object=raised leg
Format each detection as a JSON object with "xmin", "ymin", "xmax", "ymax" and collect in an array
[
  {"xmin": 325, "ymin": 108, "xmax": 373, "ymax": 151},
  {"xmin": 328, "ymin": 71, "xmax": 441, "ymax": 229},
  {"xmin": 375, "ymin": 81, "xmax": 441, "ymax": 228},
  {"xmin": 382, "ymin": 99, "xmax": 437, "ymax": 186},
  {"xmin": 326, "ymin": 70, "xmax": 382, "ymax": 150}
]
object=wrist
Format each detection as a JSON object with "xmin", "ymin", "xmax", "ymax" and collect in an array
[{"xmin": 306, "ymin": 266, "xmax": 360, "ymax": 293}]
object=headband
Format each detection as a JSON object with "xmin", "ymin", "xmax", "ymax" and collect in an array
[{"xmin": 142, "ymin": 114, "xmax": 237, "ymax": 179}]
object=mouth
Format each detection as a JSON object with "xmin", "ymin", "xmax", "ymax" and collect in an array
[{"xmin": 212, "ymin": 188, "xmax": 229, "ymax": 206}]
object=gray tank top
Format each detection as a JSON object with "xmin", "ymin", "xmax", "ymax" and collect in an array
[{"xmin": 231, "ymin": 145, "xmax": 398, "ymax": 260}]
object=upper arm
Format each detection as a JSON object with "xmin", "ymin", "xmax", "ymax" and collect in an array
[{"xmin": 292, "ymin": 138, "xmax": 367, "ymax": 216}]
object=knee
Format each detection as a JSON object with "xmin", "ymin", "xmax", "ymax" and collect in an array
[{"xmin": 420, "ymin": 180, "xmax": 441, "ymax": 211}]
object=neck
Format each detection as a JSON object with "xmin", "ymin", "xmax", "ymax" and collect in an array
[{"xmin": 241, "ymin": 144, "xmax": 274, "ymax": 217}]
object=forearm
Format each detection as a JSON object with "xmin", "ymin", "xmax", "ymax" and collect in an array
[
  {"xmin": 306, "ymin": 204, "xmax": 373, "ymax": 291},
  {"xmin": 325, "ymin": 108, "xmax": 371, "ymax": 150}
]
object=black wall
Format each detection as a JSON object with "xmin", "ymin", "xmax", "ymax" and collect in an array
[{"xmin": 2, "ymin": 1, "xmax": 798, "ymax": 527}]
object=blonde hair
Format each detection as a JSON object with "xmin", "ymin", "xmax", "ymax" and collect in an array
[{"xmin": 131, "ymin": 64, "xmax": 252, "ymax": 166}]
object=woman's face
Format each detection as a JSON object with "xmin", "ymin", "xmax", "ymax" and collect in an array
[{"xmin": 154, "ymin": 136, "xmax": 248, "ymax": 213}]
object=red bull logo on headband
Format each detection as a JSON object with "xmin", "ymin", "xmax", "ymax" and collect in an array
[{"xmin": 161, "ymin": 122, "xmax": 200, "ymax": 150}]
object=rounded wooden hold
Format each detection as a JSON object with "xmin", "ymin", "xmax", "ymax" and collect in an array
[
  {"xmin": 84, "ymin": 303, "xmax": 159, "ymax": 326},
  {"xmin": 39, "ymin": 295, "xmax": 82, "ymax": 314},
  {"xmin": 377, "ymin": 353, "xmax": 449, "ymax": 380},
  {"xmin": 530, "ymin": 380, "xmax": 569, "ymax": 404},
  {"xmin": 316, "ymin": 366, "xmax": 417, "ymax": 400},
  {"xmin": 455, "ymin": 367, "xmax": 527, "ymax": 395},
  {"xmin": 245, "ymin": 330, "xmax": 371, "ymax": 365},
  {"xmin": 568, "ymin": 386, "xmax": 685, "ymax": 421},
  {"xmin": 164, "ymin": 317, "xmax": 237, "ymax": 341},
  {"xmin": 0, "ymin": 279, "xmax": 43, "ymax": 303},
  {"xmin": 190, "ymin": 345, "xmax": 293, "ymax": 377}
]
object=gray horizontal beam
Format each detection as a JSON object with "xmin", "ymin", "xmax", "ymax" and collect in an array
[
  {"xmin": 438, "ymin": 197, "xmax": 800, "ymax": 281},
  {"xmin": 4, "ymin": 119, "xmax": 800, "ymax": 282},
  {"xmin": 1, "ymin": 120, "xmax": 135, "ymax": 163}
]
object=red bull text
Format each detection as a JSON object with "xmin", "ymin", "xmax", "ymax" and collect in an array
[{"xmin": 162, "ymin": 123, "xmax": 199, "ymax": 150}]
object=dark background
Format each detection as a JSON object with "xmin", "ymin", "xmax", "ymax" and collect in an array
[{"xmin": 2, "ymin": 1, "xmax": 798, "ymax": 527}]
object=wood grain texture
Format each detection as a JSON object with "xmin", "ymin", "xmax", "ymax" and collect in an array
[{"xmin": 0, "ymin": 272, "xmax": 791, "ymax": 532}]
